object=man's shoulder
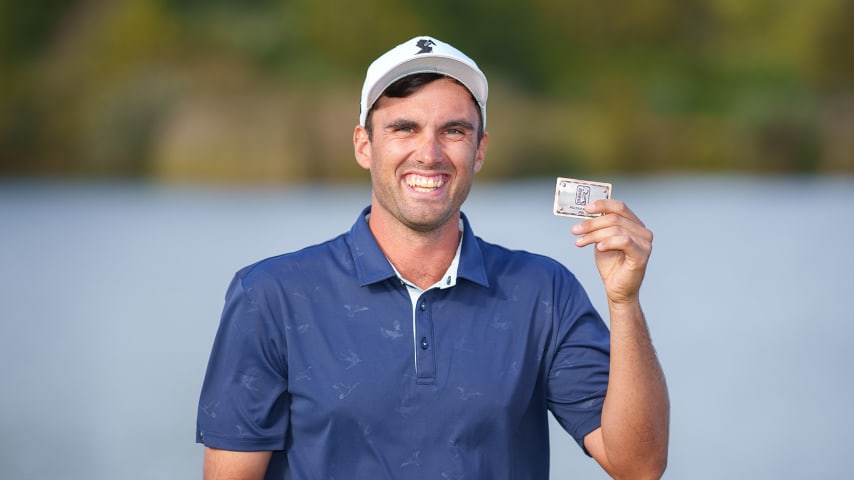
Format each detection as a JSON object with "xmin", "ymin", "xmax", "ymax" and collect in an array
[
  {"xmin": 470, "ymin": 236, "xmax": 584, "ymax": 293},
  {"xmin": 476, "ymin": 236, "xmax": 568, "ymax": 273},
  {"xmin": 235, "ymin": 231, "xmax": 351, "ymax": 284}
]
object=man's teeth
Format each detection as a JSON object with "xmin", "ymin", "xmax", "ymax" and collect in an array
[{"xmin": 406, "ymin": 175, "xmax": 444, "ymax": 190}]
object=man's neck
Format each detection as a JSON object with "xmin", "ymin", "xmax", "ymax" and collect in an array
[{"xmin": 367, "ymin": 210, "xmax": 462, "ymax": 290}]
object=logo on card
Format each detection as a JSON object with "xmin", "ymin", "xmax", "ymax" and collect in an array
[{"xmin": 575, "ymin": 185, "xmax": 591, "ymax": 206}]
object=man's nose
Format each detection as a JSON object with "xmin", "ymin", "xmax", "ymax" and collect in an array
[{"xmin": 416, "ymin": 132, "xmax": 443, "ymax": 165}]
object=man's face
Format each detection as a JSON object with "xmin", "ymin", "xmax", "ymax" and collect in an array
[{"xmin": 354, "ymin": 78, "xmax": 488, "ymax": 233}]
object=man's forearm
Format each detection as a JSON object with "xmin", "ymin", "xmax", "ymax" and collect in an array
[{"xmin": 600, "ymin": 300, "xmax": 669, "ymax": 478}]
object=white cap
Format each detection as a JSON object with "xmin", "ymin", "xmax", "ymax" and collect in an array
[{"xmin": 359, "ymin": 36, "xmax": 488, "ymax": 128}]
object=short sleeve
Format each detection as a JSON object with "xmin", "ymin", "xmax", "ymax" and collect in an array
[
  {"xmin": 546, "ymin": 275, "xmax": 611, "ymax": 453},
  {"xmin": 196, "ymin": 269, "xmax": 289, "ymax": 451}
]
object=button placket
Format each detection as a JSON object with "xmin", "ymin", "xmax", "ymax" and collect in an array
[{"xmin": 414, "ymin": 294, "xmax": 435, "ymax": 384}]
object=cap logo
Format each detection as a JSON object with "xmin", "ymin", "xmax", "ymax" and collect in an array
[{"xmin": 415, "ymin": 39, "xmax": 435, "ymax": 54}]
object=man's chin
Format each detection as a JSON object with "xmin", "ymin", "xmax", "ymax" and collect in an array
[{"xmin": 400, "ymin": 211, "xmax": 457, "ymax": 234}]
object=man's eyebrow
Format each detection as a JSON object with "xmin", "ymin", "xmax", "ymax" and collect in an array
[
  {"xmin": 443, "ymin": 120, "xmax": 474, "ymax": 131},
  {"xmin": 385, "ymin": 119, "xmax": 419, "ymax": 130}
]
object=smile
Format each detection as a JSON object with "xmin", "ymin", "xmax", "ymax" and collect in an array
[{"xmin": 405, "ymin": 174, "xmax": 446, "ymax": 192}]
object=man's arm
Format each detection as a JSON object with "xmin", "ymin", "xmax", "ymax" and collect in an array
[
  {"xmin": 203, "ymin": 448, "xmax": 272, "ymax": 480},
  {"xmin": 573, "ymin": 200, "xmax": 670, "ymax": 479}
]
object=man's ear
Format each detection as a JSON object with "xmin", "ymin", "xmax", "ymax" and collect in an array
[
  {"xmin": 473, "ymin": 131, "xmax": 488, "ymax": 174},
  {"xmin": 353, "ymin": 125, "xmax": 371, "ymax": 170}
]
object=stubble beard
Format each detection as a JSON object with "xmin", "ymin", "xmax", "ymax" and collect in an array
[{"xmin": 372, "ymin": 171, "xmax": 473, "ymax": 235}]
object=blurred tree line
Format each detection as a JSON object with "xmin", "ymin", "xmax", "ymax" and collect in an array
[{"xmin": 1, "ymin": 0, "xmax": 852, "ymax": 182}]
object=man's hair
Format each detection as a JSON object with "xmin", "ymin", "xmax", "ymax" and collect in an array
[{"xmin": 364, "ymin": 73, "xmax": 485, "ymax": 143}]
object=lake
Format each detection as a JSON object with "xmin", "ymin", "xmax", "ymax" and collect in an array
[{"xmin": 1, "ymin": 176, "xmax": 852, "ymax": 479}]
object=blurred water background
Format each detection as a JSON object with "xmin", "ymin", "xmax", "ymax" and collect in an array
[{"xmin": 1, "ymin": 176, "xmax": 852, "ymax": 479}]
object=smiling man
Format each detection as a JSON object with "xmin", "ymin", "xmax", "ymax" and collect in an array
[{"xmin": 197, "ymin": 36, "xmax": 669, "ymax": 479}]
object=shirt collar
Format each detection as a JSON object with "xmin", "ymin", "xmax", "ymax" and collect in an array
[{"xmin": 349, "ymin": 206, "xmax": 490, "ymax": 289}]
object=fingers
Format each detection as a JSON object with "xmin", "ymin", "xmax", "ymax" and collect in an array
[
  {"xmin": 571, "ymin": 200, "xmax": 653, "ymax": 303},
  {"xmin": 571, "ymin": 200, "xmax": 653, "ymax": 253},
  {"xmin": 572, "ymin": 200, "xmax": 644, "ymax": 232}
]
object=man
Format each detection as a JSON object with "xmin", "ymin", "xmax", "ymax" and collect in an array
[{"xmin": 197, "ymin": 36, "xmax": 669, "ymax": 479}]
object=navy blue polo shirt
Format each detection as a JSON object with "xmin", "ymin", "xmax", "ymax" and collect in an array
[{"xmin": 197, "ymin": 207, "xmax": 611, "ymax": 479}]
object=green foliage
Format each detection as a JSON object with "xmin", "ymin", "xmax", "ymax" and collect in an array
[
  {"xmin": 0, "ymin": 1, "xmax": 75, "ymax": 64},
  {"xmin": 1, "ymin": 0, "xmax": 852, "ymax": 180}
]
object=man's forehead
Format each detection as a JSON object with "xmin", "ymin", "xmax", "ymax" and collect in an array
[{"xmin": 373, "ymin": 80, "xmax": 480, "ymax": 119}]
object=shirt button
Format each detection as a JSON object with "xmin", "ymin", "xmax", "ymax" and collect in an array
[
  {"xmin": 420, "ymin": 337, "xmax": 429, "ymax": 350},
  {"xmin": 420, "ymin": 302, "xmax": 427, "ymax": 311}
]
